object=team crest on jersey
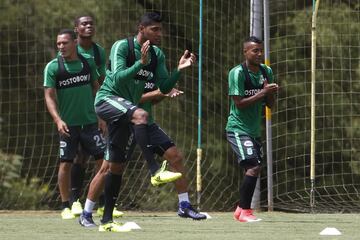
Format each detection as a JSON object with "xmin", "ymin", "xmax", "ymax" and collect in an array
[
  {"xmin": 259, "ymin": 74, "xmax": 265, "ymax": 84},
  {"xmin": 60, "ymin": 141, "xmax": 67, "ymax": 148},
  {"xmin": 244, "ymin": 140, "xmax": 253, "ymax": 147}
]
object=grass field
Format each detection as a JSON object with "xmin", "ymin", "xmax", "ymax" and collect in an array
[{"xmin": 0, "ymin": 211, "xmax": 359, "ymax": 240}]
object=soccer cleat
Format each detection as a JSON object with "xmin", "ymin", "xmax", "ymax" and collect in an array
[
  {"xmin": 233, "ymin": 206, "xmax": 242, "ymax": 220},
  {"xmin": 98, "ymin": 221, "xmax": 132, "ymax": 232},
  {"xmin": 238, "ymin": 209, "xmax": 262, "ymax": 222},
  {"xmin": 71, "ymin": 199, "xmax": 83, "ymax": 216},
  {"xmin": 61, "ymin": 207, "xmax": 76, "ymax": 220},
  {"xmin": 97, "ymin": 205, "xmax": 124, "ymax": 218},
  {"xmin": 177, "ymin": 201, "xmax": 207, "ymax": 220},
  {"xmin": 79, "ymin": 212, "xmax": 97, "ymax": 227},
  {"xmin": 150, "ymin": 160, "xmax": 182, "ymax": 186}
]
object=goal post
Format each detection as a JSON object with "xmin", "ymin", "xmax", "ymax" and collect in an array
[{"xmin": 310, "ymin": 0, "xmax": 321, "ymax": 210}]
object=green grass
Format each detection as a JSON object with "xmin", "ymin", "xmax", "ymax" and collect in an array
[{"xmin": 0, "ymin": 211, "xmax": 359, "ymax": 240}]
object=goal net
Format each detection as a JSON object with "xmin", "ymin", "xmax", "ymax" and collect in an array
[
  {"xmin": 0, "ymin": 0, "xmax": 359, "ymax": 213},
  {"xmin": 269, "ymin": 0, "xmax": 360, "ymax": 212}
]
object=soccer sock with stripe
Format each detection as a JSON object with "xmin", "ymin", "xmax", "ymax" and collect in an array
[
  {"xmin": 239, "ymin": 175, "xmax": 258, "ymax": 209},
  {"xmin": 101, "ymin": 172, "xmax": 122, "ymax": 224},
  {"xmin": 133, "ymin": 124, "xmax": 159, "ymax": 175}
]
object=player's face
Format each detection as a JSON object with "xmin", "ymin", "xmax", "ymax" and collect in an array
[
  {"xmin": 57, "ymin": 34, "xmax": 77, "ymax": 59},
  {"xmin": 141, "ymin": 22, "xmax": 162, "ymax": 45},
  {"xmin": 244, "ymin": 42, "xmax": 264, "ymax": 65},
  {"xmin": 75, "ymin": 16, "xmax": 95, "ymax": 38}
]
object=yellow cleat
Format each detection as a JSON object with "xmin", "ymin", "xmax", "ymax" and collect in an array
[
  {"xmin": 61, "ymin": 207, "xmax": 75, "ymax": 220},
  {"xmin": 98, "ymin": 221, "xmax": 131, "ymax": 232},
  {"xmin": 97, "ymin": 206, "xmax": 124, "ymax": 218},
  {"xmin": 151, "ymin": 160, "xmax": 182, "ymax": 186},
  {"xmin": 71, "ymin": 199, "xmax": 83, "ymax": 216}
]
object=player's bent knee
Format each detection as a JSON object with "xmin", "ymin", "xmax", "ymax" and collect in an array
[
  {"xmin": 167, "ymin": 154, "xmax": 184, "ymax": 170},
  {"xmin": 132, "ymin": 109, "xmax": 148, "ymax": 124}
]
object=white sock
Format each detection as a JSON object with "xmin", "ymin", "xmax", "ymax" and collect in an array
[
  {"xmin": 178, "ymin": 192, "xmax": 190, "ymax": 203},
  {"xmin": 83, "ymin": 199, "xmax": 96, "ymax": 213}
]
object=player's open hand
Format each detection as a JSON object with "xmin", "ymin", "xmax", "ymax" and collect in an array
[
  {"xmin": 56, "ymin": 119, "xmax": 70, "ymax": 137},
  {"xmin": 177, "ymin": 50, "xmax": 196, "ymax": 71},
  {"xmin": 166, "ymin": 88, "xmax": 184, "ymax": 98},
  {"xmin": 141, "ymin": 40, "xmax": 151, "ymax": 65}
]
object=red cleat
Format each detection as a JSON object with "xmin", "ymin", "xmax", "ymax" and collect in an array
[
  {"xmin": 233, "ymin": 206, "xmax": 242, "ymax": 221},
  {"xmin": 239, "ymin": 209, "xmax": 262, "ymax": 222}
]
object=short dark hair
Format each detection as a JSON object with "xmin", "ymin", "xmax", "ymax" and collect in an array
[
  {"xmin": 58, "ymin": 29, "xmax": 77, "ymax": 40},
  {"xmin": 244, "ymin": 36, "xmax": 263, "ymax": 45},
  {"xmin": 74, "ymin": 15, "xmax": 94, "ymax": 26},
  {"xmin": 139, "ymin": 12, "xmax": 162, "ymax": 27}
]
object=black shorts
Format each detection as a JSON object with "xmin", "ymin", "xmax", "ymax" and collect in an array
[
  {"xmin": 95, "ymin": 97, "xmax": 175, "ymax": 162},
  {"xmin": 124, "ymin": 123, "xmax": 175, "ymax": 162},
  {"xmin": 95, "ymin": 96, "xmax": 138, "ymax": 163},
  {"xmin": 95, "ymin": 96, "xmax": 138, "ymax": 123},
  {"xmin": 226, "ymin": 132, "xmax": 263, "ymax": 168},
  {"xmin": 139, "ymin": 123, "xmax": 175, "ymax": 155},
  {"xmin": 59, "ymin": 123, "xmax": 106, "ymax": 162}
]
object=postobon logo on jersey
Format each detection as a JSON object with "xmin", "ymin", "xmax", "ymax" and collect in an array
[
  {"xmin": 58, "ymin": 74, "xmax": 91, "ymax": 87},
  {"xmin": 244, "ymin": 89, "xmax": 261, "ymax": 96},
  {"xmin": 137, "ymin": 69, "xmax": 153, "ymax": 79},
  {"xmin": 145, "ymin": 82, "xmax": 155, "ymax": 89}
]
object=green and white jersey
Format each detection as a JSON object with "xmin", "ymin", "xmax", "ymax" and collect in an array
[
  {"xmin": 43, "ymin": 54, "xmax": 100, "ymax": 126},
  {"xmin": 225, "ymin": 63, "xmax": 274, "ymax": 138},
  {"xmin": 95, "ymin": 37, "xmax": 180, "ymax": 106},
  {"xmin": 77, "ymin": 43, "xmax": 106, "ymax": 78}
]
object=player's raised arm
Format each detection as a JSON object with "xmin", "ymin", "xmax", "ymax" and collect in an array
[{"xmin": 177, "ymin": 50, "xmax": 197, "ymax": 71}]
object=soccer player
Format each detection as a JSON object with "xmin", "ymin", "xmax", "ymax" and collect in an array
[
  {"xmin": 43, "ymin": 29, "xmax": 106, "ymax": 220},
  {"xmin": 226, "ymin": 36, "xmax": 278, "ymax": 222},
  {"xmin": 78, "ymin": 88, "xmax": 186, "ymax": 228},
  {"xmin": 91, "ymin": 12, "xmax": 199, "ymax": 232},
  {"xmin": 70, "ymin": 15, "xmax": 124, "ymax": 218}
]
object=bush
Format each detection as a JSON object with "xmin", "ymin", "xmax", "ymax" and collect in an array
[{"xmin": 0, "ymin": 150, "xmax": 49, "ymax": 209}]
